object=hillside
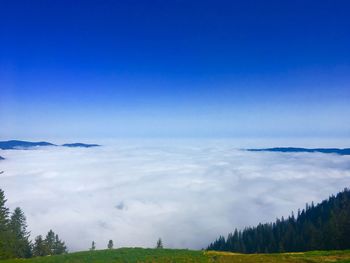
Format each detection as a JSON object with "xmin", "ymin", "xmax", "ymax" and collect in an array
[
  {"xmin": 0, "ymin": 140, "xmax": 100, "ymax": 150},
  {"xmin": 0, "ymin": 140, "xmax": 56, "ymax": 150},
  {"xmin": 61, "ymin": 143, "xmax": 100, "ymax": 148},
  {"xmin": 247, "ymin": 147, "xmax": 350, "ymax": 155},
  {"xmin": 208, "ymin": 188, "xmax": 350, "ymax": 253},
  {"xmin": 2, "ymin": 248, "xmax": 350, "ymax": 263}
]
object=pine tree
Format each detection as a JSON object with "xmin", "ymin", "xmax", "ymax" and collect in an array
[
  {"xmin": 53, "ymin": 234, "xmax": 67, "ymax": 254},
  {"xmin": 9, "ymin": 207, "xmax": 32, "ymax": 258},
  {"xmin": 42, "ymin": 230, "xmax": 67, "ymax": 255},
  {"xmin": 0, "ymin": 189, "xmax": 12, "ymax": 259},
  {"xmin": 90, "ymin": 241, "xmax": 96, "ymax": 251},
  {"xmin": 156, "ymin": 238, "xmax": 163, "ymax": 249},
  {"xmin": 33, "ymin": 235, "xmax": 48, "ymax": 257},
  {"xmin": 107, "ymin": 240, "xmax": 113, "ymax": 249},
  {"xmin": 45, "ymin": 230, "xmax": 55, "ymax": 255}
]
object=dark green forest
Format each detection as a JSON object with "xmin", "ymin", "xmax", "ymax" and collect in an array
[
  {"xmin": 0, "ymin": 189, "xmax": 67, "ymax": 259},
  {"xmin": 207, "ymin": 188, "xmax": 350, "ymax": 253}
]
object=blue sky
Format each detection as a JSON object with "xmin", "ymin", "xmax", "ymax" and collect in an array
[{"xmin": 1, "ymin": 0, "xmax": 350, "ymax": 140}]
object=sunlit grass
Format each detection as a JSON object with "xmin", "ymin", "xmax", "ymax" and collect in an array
[{"xmin": 2, "ymin": 248, "xmax": 350, "ymax": 263}]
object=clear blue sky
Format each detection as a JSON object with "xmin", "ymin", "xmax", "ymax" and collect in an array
[{"xmin": 1, "ymin": 0, "xmax": 350, "ymax": 139}]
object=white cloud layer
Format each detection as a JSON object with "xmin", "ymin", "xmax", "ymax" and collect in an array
[{"xmin": 1, "ymin": 140, "xmax": 350, "ymax": 251}]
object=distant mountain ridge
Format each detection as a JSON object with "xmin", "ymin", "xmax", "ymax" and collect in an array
[
  {"xmin": 247, "ymin": 147, "xmax": 350, "ymax": 155},
  {"xmin": 0, "ymin": 140, "xmax": 55, "ymax": 150},
  {"xmin": 62, "ymin": 143, "xmax": 100, "ymax": 148},
  {"xmin": 0, "ymin": 140, "xmax": 100, "ymax": 150}
]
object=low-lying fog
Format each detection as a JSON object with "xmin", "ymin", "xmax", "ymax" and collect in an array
[{"xmin": 1, "ymin": 139, "xmax": 350, "ymax": 251}]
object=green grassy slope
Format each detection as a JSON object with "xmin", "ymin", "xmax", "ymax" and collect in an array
[{"xmin": 2, "ymin": 248, "xmax": 350, "ymax": 263}]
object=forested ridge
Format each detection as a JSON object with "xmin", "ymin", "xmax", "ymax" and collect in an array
[{"xmin": 208, "ymin": 188, "xmax": 350, "ymax": 253}]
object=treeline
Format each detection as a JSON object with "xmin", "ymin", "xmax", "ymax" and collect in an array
[
  {"xmin": 0, "ymin": 189, "xmax": 67, "ymax": 259},
  {"xmin": 89, "ymin": 238, "xmax": 164, "ymax": 251},
  {"xmin": 207, "ymin": 188, "xmax": 350, "ymax": 253}
]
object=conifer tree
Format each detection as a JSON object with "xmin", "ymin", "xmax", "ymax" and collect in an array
[
  {"xmin": 9, "ymin": 207, "xmax": 32, "ymax": 258},
  {"xmin": 0, "ymin": 189, "xmax": 12, "ymax": 259},
  {"xmin": 156, "ymin": 238, "xmax": 163, "ymax": 249},
  {"xmin": 90, "ymin": 241, "xmax": 96, "ymax": 251},
  {"xmin": 107, "ymin": 240, "xmax": 113, "ymax": 249},
  {"xmin": 53, "ymin": 234, "xmax": 67, "ymax": 254},
  {"xmin": 45, "ymin": 230, "xmax": 55, "ymax": 254},
  {"xmin": 33, "ymin": 235, "xmax": 48, "ymax": 257},
  {"xmin": 42, "ymin": 230, "xmax": 67, "ymax": 255},
  {"xmin": 0, "ymin": 190, "xmax": 9, "ymax": 230}
]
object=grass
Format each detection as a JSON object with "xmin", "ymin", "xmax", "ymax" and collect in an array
[
  {"xmin": 205, "ymin": 250, "xmax": 350, "ymax": 262},
  {"xmin": 2, "ymin": 248, "xmax": 350, "ymax": 263}
]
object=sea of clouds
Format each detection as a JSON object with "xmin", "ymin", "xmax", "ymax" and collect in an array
[{"xmin": 1, "ymin": 139, "xmax": 350, "ymax": 251}]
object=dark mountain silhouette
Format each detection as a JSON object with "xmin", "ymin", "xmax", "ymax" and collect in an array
[
  {"xmin": 247, "ymin": 147, "xmax": 350, "ymax": 155},
  {"xmin": 61, "ymin": 143, "xmax": 100, "ymax": 148},
  {"xmin": 0, "ymin": 156, "xmax": 4, "ymax": 160},
  {"xmin": 0, "ymin": 140, "xmax": 56, "ymax": 150},
  {"xmin": 0, "ymin": 140, "xmax": 100, "ymax": 150}
]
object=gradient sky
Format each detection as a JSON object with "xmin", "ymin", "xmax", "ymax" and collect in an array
[{"xmin": 1, "ymin": 0, "xmax": 350, "ymax": 140}]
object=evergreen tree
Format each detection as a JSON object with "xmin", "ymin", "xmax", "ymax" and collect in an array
[
  {"xmin": 53, "ymin": 234, "xmax": 67, "ymax": 254},
  {"xmin": 90, "ymin": 241, "xmax": 96, "ymax": 251},
  {"xmin": 107, "ymin": 240, "xmax": 113, "ymax": 249},
  {"xmin": 9, "ymin": 207, "xmax": 32, "ymax": 258},
  {"xmin": 0, "ymin": 189, "xmax": 12, "ymax": 259},
  {"xmin": 43, "ymin": 230, "xmax": 67, "ymax": 255},
  {"xmin": 45, "ymin": 229, "xmax": 55, "ymax": 254},
  {"xmin": 33, "ymin": 235, "xmax": 48, "ymax": 257},
  {"xmin": 156, "ymin": 238, "xmax": 163, "ymax": 249}
]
